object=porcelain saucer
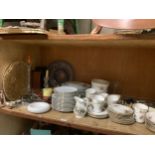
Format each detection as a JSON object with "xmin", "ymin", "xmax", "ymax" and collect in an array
[{"xmin": 88, "ymin": 109, "xmax": 109, "ymax": 119}]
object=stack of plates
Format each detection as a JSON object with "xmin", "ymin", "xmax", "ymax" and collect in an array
[
  {"xmin": 145, "ymin": 112, "xmax": 155, "ymax": 132},
  {"xmin": 52, "ymin": 86, "xmax": 78, "ymax": 112},
  {"xmin": 108, "ymin": 103, "xmax": 135, "ymax": 125},
  {"xmin": 62, "ymin": 81, "xmax": 90, "ymax": 97}
]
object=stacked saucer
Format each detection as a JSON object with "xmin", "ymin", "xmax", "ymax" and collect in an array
[
  {"xmin": 145, "ymin": 112, "xmax": 155, "ymax": 132},
  {"xmin": 62, "ymin": 81, "xmax": 90, "ymax": 97},
  {"xmin": 88, "ymin": 109, "xmax": 109, "ymax": 119},
  {"xmin": 52, "ymin": 86, "xmax": 78, "ymax": 112},
  {"xmin": 108, "ymin": 103, "xmax": 135, "ymax": 125}
]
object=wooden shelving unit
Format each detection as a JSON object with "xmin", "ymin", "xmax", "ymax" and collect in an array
[{"xmin": 0, "ymin": 31, "xmax": 155, "ymax": 134}]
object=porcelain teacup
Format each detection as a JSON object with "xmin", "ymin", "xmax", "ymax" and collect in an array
[
  {"xmin": 91, "ymin": 79, "xmax": 110, "ymax": 93},
  {"xmin": 89, "ymin": 94, "xmax": 108, "ymax": 113},
  {"xmin": 133, "ymin": 103, "xmax": 148, "ymax": 123},
  {"xmin": 85, "ymin": 88, "xmax": 97, "ymax": 99}
]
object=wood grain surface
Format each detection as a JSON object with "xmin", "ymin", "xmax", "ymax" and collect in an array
[
  {"xmin": 40, "ymin": 44, "xmax": 155, "ymax": 102},
  {"xmin": 0, "ymin": 105, "xmax": 153, "ymax": 135}
]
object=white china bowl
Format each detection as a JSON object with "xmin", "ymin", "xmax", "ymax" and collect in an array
[
  {"xmin": 107, "ymin": 94, "xmax": 121, "ymax": 104},
  {"xmin": 27, "ymin": 102, "xmax": 51, "ymax": 114},
  {"xmin": 133, "ymin": 103, "xmax": 148, "ymax": 113},
  {"xmin": 91, "ymin": 79, "xmax": 110, "ymax": 93},
  {"xmin": 149, "ymin": 107, "xmax": 155, "ymax": 112}
]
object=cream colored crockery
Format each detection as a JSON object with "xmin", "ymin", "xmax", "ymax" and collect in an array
[
  {"xmin": 88, "ymin": 94, "xmax": 108, "ymax": 113},
  {"xmin": 133, "ymin": 103, "xmax": 148, "ymax": 123},
  {"xmin": 85, "ymin": 88, "xmax": 97, "ymax": 99},
  {"xmin": 133, "ymin": 103, "xmax": 148, "ymax": 113},
  {"xmin": 91, "ymin": 79, "xmax": 110, "ymax": 93},
  {"xmin": 107, "ymin": 94, "xmax": 121, "ymax": 105},
  {"xmin": 146, "ymin": 111, "xmax": 155, "ymax": 124},
  {"xmin": 74, "ymin": 96, "xmax": 87, "ymax": 118}
]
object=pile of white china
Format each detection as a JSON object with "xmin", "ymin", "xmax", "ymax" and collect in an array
[
  {"xmin": 145, "ymin": 111, "xmax": 155, "ymax": 132},
  {"xmin": 62, "ymin": 81, "xmax": 90, "ymax": 97},
  {"xmin": 132, "ymin": 103, "xmax": 149, "ymax": 123},
  {"xmin": 74, "ymin": 79, "xmax": 119, "ymax": 119},
  {"xmin": 108, "ymin": 103, "xmax": 135, "ymax": 125},
  {"xmin": 84, "ymin": 79, "xmax": 110, "ymax": 119},
  {"xmin": 52, "ymin": 86, "xmax": 78, "ymax": 112}
]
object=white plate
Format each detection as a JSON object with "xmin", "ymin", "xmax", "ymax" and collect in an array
[{"xmin": 27, "ymin": 102, "xmax": 51, "ymax": 114}]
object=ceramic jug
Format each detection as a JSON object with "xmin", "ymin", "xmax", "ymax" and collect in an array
[{"xmin": 74, "ymin": 96, "xmax": 87, "ymax": 118}]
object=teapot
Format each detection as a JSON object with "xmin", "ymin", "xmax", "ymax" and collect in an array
[{"xmin": 74, "ymin": 96, "xmax": 87, "ymax": 118}]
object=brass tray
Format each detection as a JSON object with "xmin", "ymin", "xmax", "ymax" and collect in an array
[
  {"xmin": 3, "ymin": 61, "xmax": 29, "ymax": 100},
  {"xmin": 0, "ymin": 27, "xmax": 47, "ymax": 34}
]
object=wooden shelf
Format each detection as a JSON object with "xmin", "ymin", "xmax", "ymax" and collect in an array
[
  {"xmin": 0, "ymin": 32, "xmax": 155, "ymax": 42},
  {"xmin": 0, "ymin": 105, "xmax": 154, "ymax": 135},
  {"xmin": 0, "ymin": 32, "xmax": 155, "ymax": 49},
  {"xmin": 46, "ymin": 33, "xmax": 155, "ymax": 46},
  {"xmin": 47, "ymin": 33, "xmax": 155, "ymax": 41}
]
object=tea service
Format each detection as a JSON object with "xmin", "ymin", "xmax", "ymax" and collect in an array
[{"xmin": 74, "ymin": 92, "xmax": 109, "ymax": 119}]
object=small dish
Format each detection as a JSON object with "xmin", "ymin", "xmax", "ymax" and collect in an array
[{"xmin": 27, "ymin": 102, "xmax": 51, "ymax": 114}]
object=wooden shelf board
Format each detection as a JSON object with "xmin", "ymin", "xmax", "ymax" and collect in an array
[
  {"xmin": 1, "ymin": 33, "xmax": 155, "ymax": 47},
  {"xmin": 47, "ymin": 33, "xmax": 155, "ymax": 41},
  {"xmin": 0, "ymin": 105, "xmax": 154, "ymax": 135},
  {"xmin": 0, "ymin": 33, "xmax": 155, "ymax": 41}
]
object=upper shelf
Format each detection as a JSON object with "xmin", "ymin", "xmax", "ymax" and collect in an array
[
  {"xmin": 1, "ymin": 29, "xmax": 155, "ymax": 46},
  {"xmin": 48, "ymin": 33, "xmax": 155, "ymax": 41}
]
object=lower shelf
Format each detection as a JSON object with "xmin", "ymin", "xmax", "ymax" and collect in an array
[{"xmin": 0, "ymin": 105, "xmax": 154, "ymax": 135}]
